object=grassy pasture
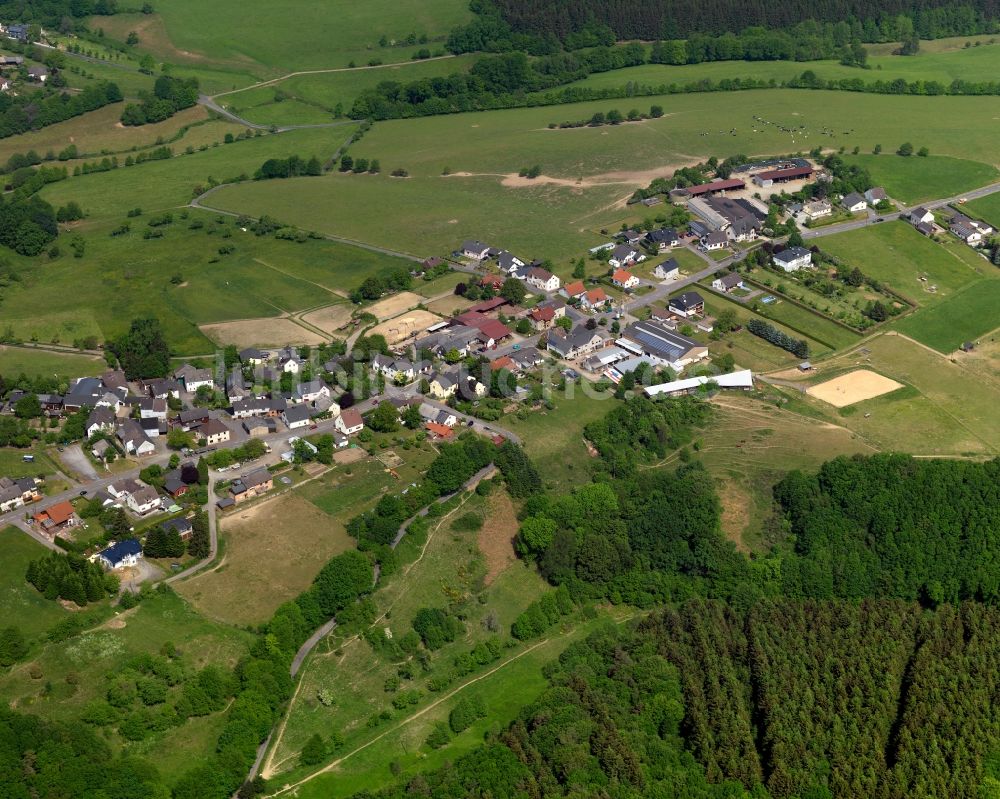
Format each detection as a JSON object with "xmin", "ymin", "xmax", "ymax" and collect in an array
[
  {"xmin": 208, "ymin": 90, "xmax": 1000, "ymax": 262},
  {"xmin": 218, "ymin": 56, "xmax": 481, "ymax": 125},
  {"xmin": 963, "ymin": 191, "xmax": 1000, "ymax": 228},
  {"xmin": 819, "ymin": 221, "xmax": 988, "ymax": 307},
  {"xmin": 176, "ymin": 491, "xmax": 356, "ymax": 627},
  {"xmin": 0, "ymin": 207, "xmax": 408, "ymax": 355},
  {"xmin": 841, "ymin": 154, "xmax": 998, "ymax": 205},
  {"xmin": 0, "ymin": 346, "xmax": 104, "ymax": 378},
  {"xmin": 97, "ymin": 0, "xmax": 472, "ymax": 76},
  {"xmin": 893, "ymin": 279, "xmax": 1000, "ymax": 352},
  {"xmin": 0, "ymin": 527, "xmax": 70, "ymax": 641}
]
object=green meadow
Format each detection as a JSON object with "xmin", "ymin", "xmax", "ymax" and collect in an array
[
  {"xmin": 841, "ymin": 154, "xmax": 998, "ymax": 204},
  {"xmin": 96, "ymin": 0, "xmax": 472, "ymax": 77},
  {"xmin": 205, "ymin": 89, "xmax": 1000, "ymax": 262},
  {"xmin": 0, "ymin": 346, "xmax": 104, "ymax": 379}
]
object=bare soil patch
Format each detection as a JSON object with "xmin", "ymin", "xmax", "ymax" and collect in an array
[
  {"xmin": 175, "ymin": 493, "xmax": 355, "ymax": 626},
  {"xmin": 807, "ymin": 369, "xmax": 904, "ymax": 407},
  {"xmin": 446, "ymin": 159, "xmax": 697, "ymax": 191},
  {"xmin": 477, "ymin": 491, "xmax": 518, "ymax": 585},
  {"xmin": 369, "ymin": 310, "xmax": 443, "ymax": 345},
  {"xmin": 367, "ymin": 291, "xmax": 425, "ymax": 321},
  {"xmin": 301, "ymin": 304, "xmax": 353, "ymax": 334},
  {"xmin": 200, "ymin": 317, "xmax": 325, "ymax": 347},
  {"xmin": 333, "ymin": 448, "xmax": 368, "ymax": 465},
  {"xmin": 425, "ymin": 295, "xmax": 473, "ymax": 316}
]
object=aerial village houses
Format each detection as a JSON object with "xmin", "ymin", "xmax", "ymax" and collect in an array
[
  {"xmin": 842, "ymin": 193, "xmax": 868, "ymax": 213},
  {"xmin": 612, "ymin": 269, "xmax": 640, "ymax": 290},
  {"xmin": 524, "ymin": 266, "xmax": 561, "ymax": 292},
  {"xmin": 547, "ymin": 325, "xmax": 606, "ymax": 360},
  {"xmin": 910, "ymin": 207, "xmax": 935, "ymax": 225},
  {"xmin": 669, "ymin": 291, "xmax": 705, "ymax": 318},
  {"xmin": 198, "ymin": 419, "xmax": 231, "ymax": 446},
  {"xmin": 645, "ymin": 228, "xmax": 680, "ymax": 252},
  {"xmin": 712, "ymin": 272, "xmax": 745, "ymax": 293},
  {"xmin": 700, "ymin": 229, "xmax": 729, "ymax": 251},
  {"xmin": 608, "ymin": 244, "xmax": 645, "ymax": 269},
  {"xmin": 126, "ymin": 484, "xmax": 162, "ymax": 516},
  {"xmin": 653, "ymin": 258, "xmax": 680, "ymax": 281},
  {"xmin": 802, "ymin": 199, "xmax": 832, "ymax": 220},
  {"xmin": 174, "ymin": 364, "xmax": 215, "ymax": 392},
  {"xmin": 0, "ymin": 477, "xmax": 40, "ymax": 512},
  {"xmin": 229, "ymin": 468, "xmax": 273, "ymax": 504},
  {"xmin": 282, "ymin": 405, "xmax": 313, "ymax": 430},
  {"xmin": 34, "ymin": 500, "xmax": 79, "ymax": 534},
  {"xmin": 98, "ymin": 539, "xmax": 143, "ymax": 570},
  {"xmin": 751, "ymin": 162, "xmax": 813, "ymax": 188},
  {"xmin": 950, "ymin": 212, "xmax": 992, "ymax": 246},
  {"xmin": 773, "ymin": 246, "xmax": 813, "ymax": 272},
  {"xmin": 335, "ymin": 408, "xmax": 364, "ymax": 435},
  {"xmin": 579, "ymin": 287, "xmax": 608, "ymax": 311},
  {"xmin": 865, "ymin": 187, "xmax": 888, "ymax": 205},
  {"xmin": 620, "ymin": 320, "xmax": 709, "ymax": 373},
  {"xmin": 462, "ymin": 240, "xmax": 491, "ymax": 260}
]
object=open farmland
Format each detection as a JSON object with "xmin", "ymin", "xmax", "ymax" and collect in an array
[
  {"xmin": 841, "ymin": 154, "xmax": 998, "ymax": 205},
  {"xmin": 96, "ymin": 0, "xmax": 472, "ymax": 76},
  {"xmin": 207, "ymin": 90, "xmax": 1000, "ymax": 262},
  {"xmin": 0, "ymin": 346, "xmax": 104, "ymax": 379},
  {"xmin": 0, "ymin": 527, "xmax": 71, "ymax": 641},
  {"xmin": 893, "ymin": 279, "xmax": 1000, "ymax": 352}
]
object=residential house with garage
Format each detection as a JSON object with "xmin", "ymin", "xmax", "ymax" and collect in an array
[
  {"xmin": 668, "ymin": 291, "xmax": 705, "ymax": 318},
  {"xmin": 620, "ymin": 320, "xmax": 709, "ymax": 373},
  {"xmin": 0, "ymin": 477, "xmax": 41, "ymax": 512},
  {"xmin": 645, "ymin": 228, "xmax": 680, "ymax": 253},
  {"xmin": 842, "ymin": 192, "xmax": 868, "ymax": 213},
  {"xmin": 524, "ymin": 266, "xmax": 560, "ymax": 292},
  {"xmin": 608, "ymin": 244, "xmax": 644, "ymax": 269},
  {"xmin": 197, "ymin": 418, "xmax": 231, "ymax": 446},
  {"xmin": 126, "ymin": 484, "xmax": 162, "ymax": 516},
  {"xmin": 462, "ymin": 240, "xmax": 491, "ymax": 260},
  {"xmin": 117, "ymin": 419, "xmax": 155, "ymax": 456},
  {"xmin": 712, "ymin": 273, "xmax": 745, "ymax": 293}
]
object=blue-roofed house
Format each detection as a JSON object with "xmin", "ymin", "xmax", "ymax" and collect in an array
[{"xmin": 98, "ymin": 538, "xmax": 143, "ymax": 570}]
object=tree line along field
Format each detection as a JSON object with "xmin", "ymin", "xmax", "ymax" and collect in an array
[
  {"xmin": 216, "ymin": 55, "xmax": 483, "ymax": 128},
  {"xmin": 0, "ymin": 208, "xmax": 410, "ymax": 355},
  {"xmin": 206, "ymin": 89, "xmax": 1000, "ymax": 264},
  {"xmin": 92, "ymin": 0, "xmax": 473, "ymax": 77}
]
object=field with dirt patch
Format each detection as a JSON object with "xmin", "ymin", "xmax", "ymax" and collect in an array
[
  {"xmin": 369, "ymin": 310, "xmax": 443, "ymax": 345},
  {"xmin": 367, "ymin": 291, "xmax": 425, "ymax": 320},
  {"xmin": 478, "ymin": 489, "xmax": 519, "ymax": 585},
  {"xmin": 301, "ymin": 304, "xmax": 353, "ymax": 335},
  {"xmin": 200, "ymin": 317, "xmax": 326, "ymax": 347},
  {"xmin": 807, "ymin": 369, "xmax": 905, "ymax": 407},
  {"xmin": 176, "ymin": 492, "xmax": 355, "ymax": 626}
]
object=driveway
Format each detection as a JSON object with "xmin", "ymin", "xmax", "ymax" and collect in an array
[{"xmin": 59, "ymin": 445, "xmax": 98, "ymax": 481}]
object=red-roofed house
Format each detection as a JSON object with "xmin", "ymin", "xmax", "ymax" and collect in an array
[
  {"xmin": 34, "ymin": 500, "xmax": 79, "ymax": 532},
  {"xmin": 530, "ymin": 305, "xmax": 556, "ymax": 330},
  {"xmin": 611, "ymin": 269, "xmax": 640, "ymax": 289},
  {"xmin": 580, "ymin": 288, "xmax": 608, "ymax": 310},
  {"xmin": 425, "ymin": 421, "xmax": 454, "ymax": 439},
  {"xmin": 476, "ymin": 319, "xmax": 511, "ymax": 347},
  {"xmin": 563, "ymin": 281, "xmax": 586, "ymax": 299},
  {"xmin": 491, "ymin": 355, "xmax": 515, "ymax": 372},
  {"xmin": 480, "ymin": 274, "xmax": 504, "ymax": 291},
  {"xmin": 336, "ymin": 407, "xmax": 364, "ymax": 435}
]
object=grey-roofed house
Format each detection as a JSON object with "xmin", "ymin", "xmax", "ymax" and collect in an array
[
  {"xmin": 495, "ymin": 250, "xmax": 525, "ymax": 273},
  {"xmin": 772, "ymin": 246, "xmax": 813, "ymax": 272},
  {"xmin": 547, "ymin": 325, "xmax": 606, "ymax": 360},
  {"xmin": 174, "ymin": 364, "xmax": 214, "ymax": 392},
  {"xmin": 842, "ymin": 192, "xmax": 868, "ymax": 213},
  {"xmin": 700, "ymin": 229, "xmax": 729, "ymax": 251},
  {"xmin": 653, "ymin": 257, "xmax": 680, "ymax": 281},
  {"xmin": 239, "ymin": 348, "xmax": 267, "ymax": 365},
  {"xmin": 462, "ymin": 240, "xmax": 491, "ymax": 260},
  {"xmin": 86, "ymin": 407, "xmax": 116, "ymax": 438},
  {"xmin": 117, "ymin": 419, "xmax": 155, "ymax": 456},
  {"xmin": 162, "ymin": 517, "xmax": 193, "ymax": 540},
  {"xmin": 645, "ymin": 228, "xmax": 680, "ymax": 252},
  {"xmin": 282, "ymin": 405, "xmax": 313, "ymax": 429},
  {"xmin": 668, "ymin": 291, "xmax": 705, "ymax": 318},
  {"xmin": 229, "ymin": 468, "xmax": 273, "ymax": 503}
]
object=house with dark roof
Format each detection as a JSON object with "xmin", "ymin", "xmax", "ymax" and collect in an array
[
  {"xmin": 86, "ymin": 407, "xmax": 117, "ymax": 438},
  {"xmin": 461, "ymin": 240, "xmax": 491, "ymax": 260},
  {"xmin": 282, "ymin": 405, "xmax": 312, "ymax": 429},
  {"xmin": 645, "ymin": 228, "xmax": 680, "ymax": 252},
  {"xmin": 239, "ymin": 348, "xmax": 267, "ymax": 365},
  {"xmin": 98, "ymin": 539, "xmax": 143, "ymax": 570},
  {"xmin": 547, "ymin": 325, "xmax": 606, "ymax": 360},
  {"xmin": 242, "ymin": 417, "xmax": 277, "ymax": 436},
  {"xmin": 162, "ymin": 517, "xmax": 193, "ymax": 540},
  {"xmin": 495, "ymin": 250, "xmax": 524, "ymax": 273},
  {"xmin": 608, "ymin": 244, "xmax": 644, "ymax": 269},
  {"xmin": 668, "ymin": 291, "xmax": 705, "ymax": 318},
  {"xmin": 773, "ymin": 246, "xmax": 813, "ymax": 272},
  {"xmin": 909, "ymin": 207, "xmax": 934, "ymax": 225},
  {"xmin": 117, "ymin": 419, "xmax": 155, "ymax": 456},
  {"xmin": 842, "ymin": 193, "xmax": 868, "ymax": 213},
  {"xmin": 700, "ymin": 229, "xmax": 729, "ymax": 251},
  {"xmin": 653, "ymin": 258, "xmax": 680, "ymax": 281},
  {"xmin": 197, "ymin": 418, "xmax": 231, "ymax": 445},
  {"xmin": 229, "ymin": 468, "xmax": 273, "ymax": 503},
  {"xmin": 711, "ymin": 272, "xmax": 745, "ymax": 293},
  {"xmin": 864, "ymin": 187, "xmax": 888, "ymax": 205}
]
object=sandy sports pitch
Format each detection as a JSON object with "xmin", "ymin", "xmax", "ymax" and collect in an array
[
  {"xmin": 200, "ymin": 317, "xmax": 325, "ymax": 347},
  {"xmin": 370, "ymin": 310, "xmax": 443, "ymax": 345},
  {"xmin": 367, "ymin": 291, "xmax": 424, "ymax": 321},
  {"xmin": 807, "ymin": 369, "xmax": 904, "ymax": 407}
]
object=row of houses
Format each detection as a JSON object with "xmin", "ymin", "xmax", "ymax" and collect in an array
[{"xmin": 0, "ymin": 476, "xmax": 41, "ymax": 513}]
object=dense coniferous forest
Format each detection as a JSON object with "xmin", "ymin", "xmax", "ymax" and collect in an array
[{"xmin": 482, "ymin": 0, "xmax": 1000, "ymax": 41}]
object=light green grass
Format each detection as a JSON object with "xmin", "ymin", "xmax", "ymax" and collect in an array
[
  {"xmin": 0, "ymin": 526, "xmax": 70, "ymax": 641},
  {"xmin": 0, "ymin": 346, "xmax": 104, "ymax": 378},
  {"xmin": 893, "ymin": 279, "xmax": 1000, "ymax": 352},
  {"xmin": 218, "ymin": 56, "xmax": 481, "ymax": 125},
  {"xmin": 746, "ymin": 292, "xmax": 860, "ymax": 351},
  {"xmin": 819, "ymin": 220, "xmax": 989, "ymax": 307},
  {"xmin": 414, "ymin": 271, "xmax": 466, "ymax": 298},
  {"xmin": 207, "ymin": 90, "xmax": 1000, "ymax": 262},
  {"xmin": 97, "ymin": 1, "xmax": 472, "ymax": 76},
  {"xmin": 841, "ymin": 154, "xmax": 998, "ymax": 204},
  {"xmin": 963, "ymin": 192, "xmax": 1000, "ymax": 229},
  {"xmin": 0, "ymin": 208, "xmax": 408, "ymax": 355}
]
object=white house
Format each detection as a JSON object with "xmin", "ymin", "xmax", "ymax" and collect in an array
[
  {"xmin": 86, "ymin": 407, "xmax": 117, "ymax": 438},
  {"xmin": 198, "ymin": 419, "xmax": 231, "ymax": 446},
  {"xmin": 772, "ymin": 246, "xmax": 813, "ymax": 272},
  {"xmin": 909, "ymin": 207, "xmax": 935, "ymax": 225},
  {"xmin": 126, "ymin": 485, "xmax": 162, "ymax": 516},
  {"xmin": 864, "ymin": 187, "xmax": 888, "ymax": 206},
  {"xmin": 712, "ymin": 273, "xmax": 745, "ymax": 293},
  {"xmin": 653, "ymin": 258, "xmax": 680, "ymax": 281},
  {"xmin": 138, "ymin": 397, "xmax": 168, "ymax": 420},
  {"xmin": 294, "ymin": 380, "xmax": 331, "ymax": 404},
  {"xmin": 611, "ymin": 269, "xmax": 640, "ymax": 290},
  {"xmin": 700, "ymin": 230, "xmax": 728, "ymax": 251},
  {"xmin": 282, "ymin": 405, "xmax": 312, "ymax": 429},
  {"xmin": 495, "ymin": 250, "xmax": 525, "ymax": 273},
  {"xmin": 98, "ymin": 539, "xmax": 143, "ymax": 570},
  {"xmin": 842, "ymin": 193, "xmax": 868, "ymax": 213},
  {"xmin": 608, "ymin": 244, "xmax": 644, "ymax": 269},
  {"xmin": 525, "ymin": 267, "xmax": 560, "ymax": 292},
  {"xmin": 174, "ymin": 364, "xmax": 215, "ymax": 393},
  {"xmin": 117, "ymin": 420, "xmax": 155, "ymax": 456},
  {"xmin": 462, "ymin": 240, "xmax": 491, "ymax": 260},
  {"xmin": 335, "ymin": 408, "xmax": 364, "ymax": 435},
  {"xmin": 802, "ymin": 199, "xmax": 832, "ymax": 220}
]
